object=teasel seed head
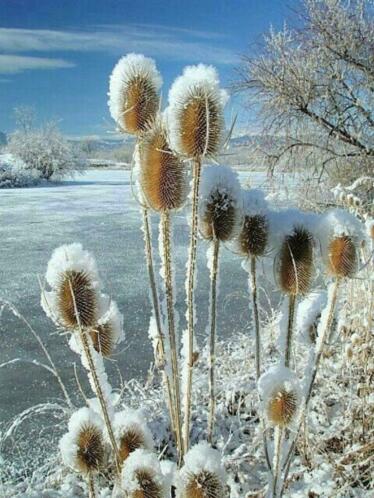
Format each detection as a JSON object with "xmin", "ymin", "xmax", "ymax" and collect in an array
[
  {"xmin": 108, "ymin": 54, "xmax": 162, "ymax": 135},
  {"xmin": 278, "ymin": 226, "xmax": 313, "ymax": 295},
  {"xmin": 167, "ymin": 64, "xmax": 228, "ymax": 159},
  {"xmin": 258, "ymin": 366, "xmax": 301, "ymax": 428},
  {"xmin": 199, "ymin": 165, "xmax": 242, "ymax": 242},
  {"xmin": 328, "ymin": 235, "xmax": 357, "ymax": 278},
  {"xmin": 60, "ymin": 408, "xmax": 105, "ymax": 475},
  {"xmin": 121, "ymin": 449, "xmax": 166, "ymax": 498},
  {"xmin": 89, "ymin": 300, "xmax": 124, "ymax": 357},
  {"xmin": 138, "ymin": 118, "xmax": 187, "ymax": 211},
  {"xmin": 239, "ymin": 214, "xmax": 268, "ymax": 257},
  {"xmin": 179, "ymin": 442, "xmax": 226, "ymax": 498}
]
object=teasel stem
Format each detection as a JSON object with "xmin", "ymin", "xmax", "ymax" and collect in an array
[
  {"xmin": 183, "ymin": 157, "xmax": 202, "ymax": 453},
  {"xmin": 68, "ymin": 280, "xmax": 121, "ymax": 476},
  {"xmin": 284, "ymin": 294, "xmax": 296, "ymax": 368},
  {"xmin": 87, "ymin": 472, "xmax": 96, "ymax": 498},
  {"xmin": 160, "ymin": 210, "xmax": 184, "ymax": 462},
  {"xmin": 250, "ymin": 256, "xmax": 261, "ymax": 380},
  {"xmin": 142, "ymin": 205, "xmax": 177, "ymax": 438},
  {"xmin": 272, "ymin": 426, "xmax": 284, "ymax": 498},
  {"xmin": 280, "ymin": 278, "xmax": 341, "ymax": 494},
  {"xmin": 207, "ymin": 237, "xmax": 220, "ymax": 443}
]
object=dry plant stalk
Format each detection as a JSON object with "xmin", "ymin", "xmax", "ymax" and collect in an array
[{"xmin": 279, "ymin": 227, "xmax": 313, "ymax": 367}]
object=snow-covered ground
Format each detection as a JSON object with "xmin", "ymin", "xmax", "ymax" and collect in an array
[{"xmin": 0, "ymin": 168, "xmax": 273, "ymax": 423}]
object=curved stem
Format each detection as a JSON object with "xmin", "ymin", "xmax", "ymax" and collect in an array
[
  {"xmin": 272, "ymin": 426, "xmax": 284, "ymax": 498},
  {"xmin": 87, "ymin": 472, "xmax": 96, "ymax": 498},
  {"xmin": 250, "ymin": 257, "xmax": 261, "ymax": 380},
  {"xmin": 208, "ymin": 238, "xmax": 220, "ymax": 443},
  {"xmin": 160, "ymin": 211, "xmax": 183, "ymax": 462},
  {"xmin": 285, "ymin": 294, "xmax": 296, "ymax": 367},
  {"xmin": 183, "ymin": 157, "xmax": 202, "ymax": 453}
]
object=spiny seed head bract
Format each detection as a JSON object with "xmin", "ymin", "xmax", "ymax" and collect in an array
[
  {"xmin": 89, "ymin": 300, "xmax": 124, "ymax": 357},
  {"xmin": 120, "ymin": 449, "xmax": 166, "ymax": 498},
  {"xmin": 328, "ymin": 235, "xmax": 357, "ymax": 278},
  {"xmin": 108, "ymin": 53, "xmax": 162, "ymax": 135}
]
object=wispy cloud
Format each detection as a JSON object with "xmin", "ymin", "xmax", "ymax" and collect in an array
[
  {"xmin": 0, "ymin": 24, "xmax": 237, "ymax": 65},
  {"xmin": 0, "ymin": 55, "xmax": 75, "ymax": 74}
]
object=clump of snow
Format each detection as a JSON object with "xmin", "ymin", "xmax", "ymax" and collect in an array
[
  {"xmin": 110, "ymin": 407, "xmax": 154, "ymax": 451},
  {"xmin": 120, "ymin": 449, "xmax": 166, "ymax": 496},
  {"xmin": 108, "ymin": 53, "xmax": 162, "ymax": 128},
  {"xmin": 296, "ymin": 290, "xmax": 327, "ymax": 345},
  {"xmin": 178, "ymin": 441, "xmax": 226, "ymax": 488},
  {"xmin": 97, "ymin": 299, "xmax": 125, "ymax": 347},
  {"xmin": 59, "ymin": 407, "xmax": 103, "ymax": 473},
  {"xmin": 166, "ymin": 64, "xmax": 228, "ymax": 156}
]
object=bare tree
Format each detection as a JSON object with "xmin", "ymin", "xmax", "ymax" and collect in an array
[{"xmin": 236, "ymin": 0, "xmax": 374, "ymax": 186}]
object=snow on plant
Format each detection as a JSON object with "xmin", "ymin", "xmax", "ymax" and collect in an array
[
  {"xmin": 120, "ymin": 448, "xmax": 167, "ymax": 498},
  {"xmin": 59, "ymin": 407, "xmax": 105, "ymax": 498},
  {"xmin": 296, "ymin": 290, "xmax": 327, "ymax": 345},
  {"xmin": 178, "ymin": 441, "xmax": 226, "ymax": 498},
  {"xmin": 108, "ymin": 53, "xmax": 162, "ymax": 135},
  {"xmin": 0, "ymin": 153, "xmax": 39, "ymax": 188},
  {"xmin": 198, "ymin": 165, "xmax": 242, "ymax": 442}
]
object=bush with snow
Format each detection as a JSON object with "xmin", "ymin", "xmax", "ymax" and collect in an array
[{"xmin": 0, "ymin": 153, "xmax": 39, "ymax": 188}]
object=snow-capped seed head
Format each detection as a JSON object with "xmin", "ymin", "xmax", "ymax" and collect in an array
[
  {"xmin": 328, "ymin": 235, "xmax": 357, "ymax": 278},
  {"xmin": 112, "ymin": 409, "xmax": 154, "ymax": 466},
  {"xmin": 199, "ymin": 165, "xmax": 242, "ymax": 242},
  {"xmin": 179, "ymin": 442, "xmax": 226, "ymax": 498},
  {"xmin": 138, "ymin": 118, "xmax": 187, "ymax": 211},
  {"xmin": 278, "ymin": 226, "xmax": 313, "ymax": 295},
  {"xmin": 121, "ymin": 449, "xmax": 165, "ymax": 498},
  {"xmin": 167, "ymin": 64, "xmax": 228, "ymax": 158},
  {"xmin": 59, "ymin": 407, "xmax": 105, "ymax": 475},
  {"xmin": 239, "ymin": 214, "xmax": 268, "ymax": 257},
  {"xmin": 89, "ymin": 300, "xmax": 124, "ymax": 357},
  {"xmin": 108, "ymin": 53, "xmax": 162, "ymax": 135},
  {"xmin": 258, "ymin": 366, "xmax": 301, "ymax": 428}
]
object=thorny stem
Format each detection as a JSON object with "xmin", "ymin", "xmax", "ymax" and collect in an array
[
  {"xmin": 160, "ymin": 211, "xmax": 184, "ymax": 463},
  {"xmin": 285, "ymin": 294, "xmax": 296, "ymax": 368},
  {"xmin": 272, "ymin": 426, "xmax": 284, "ymax": 498},
  {"xmin": 183, "ymin": 157, "xmax": 202, "ymax": 453},
  {"xmin": 68, "ymin": 280, "xmax": 121, "ymax": 476},
  {"xmin": 280, "ymin": 279, "xmax": 340, "ymax": 495},
  {"xmin": 142, "ymin": 206, "xmax": 177, "ymax": 439},
  {"xmin": 208, "ymin": 238, "xmax": 220, "ymax": 443},
  {"xmin": 87, "ymin": 472, "xmax": 96, "ymax": 498}
]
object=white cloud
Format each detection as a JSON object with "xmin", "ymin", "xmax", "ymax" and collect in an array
[
  {"xmin": 0, "ymin": 25, "xmax": 237, "ymax": 65},
  {"xmin": 0, "ymin": 55, "xmax": 75, "ymax": 74}
]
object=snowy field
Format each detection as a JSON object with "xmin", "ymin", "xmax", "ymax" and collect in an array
[{"xmin": 0, "ymin": 168, "xmax": 272, "ymax": 423}]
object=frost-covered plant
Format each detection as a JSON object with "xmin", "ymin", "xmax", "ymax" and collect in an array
[
  {"xmin": 167, "ymin": 63, "xmax": 228, "ymax": 453},
  {"xmin": 41, "ymin": 243, "xmax": 124, "ymax": 474},
  {"xmin": 120, "ymin": 449, "xmax": 167, "ymax": 498},
  {"xmin": 177, "ymin": 442, "xmax": 227, "ymax": 498},
  {"xmin": 60, "ymin": 407, "xmax": 105, "ymax": 498},
  {"xmin": 198, "ymin": 165, "xmax": 242, "ymax": 442}
]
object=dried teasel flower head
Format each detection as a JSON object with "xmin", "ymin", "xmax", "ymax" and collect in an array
[
  {"xmin": 42, "ymin": 243, "xmax": 101, "ymax": 330},
  {"xmin": 278, "ymin": 226, "xmax": 314, "ymax": 296},
  {"xmin": 199, "ymin": 165, "xmax": 242, "ymax": 242},
  {"xmin": 138, "ymin": 118, "xmax": 187, "ymax": 211},
  {"xmin": 328, "ymin": 235, "xmax": 357, "ymax": 278},
  {"xmin": 167, "ymin": 64, "xmax": 228, "ymax": 159},
  {"xmin": 110, "ymin": 409, "xmax": 154, "ymax": 466},
  {"xmin": 89, "ymin": 300, "xmax": 124, "ymax": 357},
  {"xmin": 178, "ymin": 442, "xmax": 227, "ymax": 498},
  {"xmin": 120, "ymin": 449, "xmax": 166, "ymax": 498},
  {"xmin": 258, "ymin": 366, "xmax": 301, "ymax": 428},
  {"xmin": 238, "ymin": 189, "xmax": 268, "ymax": 258},
  {"xmin": 108, "ymin": 53, "xmax": 162, "ymax": 135},
  {"xmin": 59, "ymin": 407, "xmax": 105, "ymax": 475}
]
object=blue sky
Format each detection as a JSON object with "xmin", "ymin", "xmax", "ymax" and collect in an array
[{"xmin": 0, "ymin": 0, "xmax": 295, "ymax": 137}]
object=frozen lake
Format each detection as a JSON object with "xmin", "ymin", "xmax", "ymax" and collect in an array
[{"xmin": 0, "ymin": 169, "xmax": 273, "ymax": 423}]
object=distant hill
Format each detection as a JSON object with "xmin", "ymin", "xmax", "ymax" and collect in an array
[{"xmin": 0, "ymin": 131, "xmax": 7, "ymax": 146}]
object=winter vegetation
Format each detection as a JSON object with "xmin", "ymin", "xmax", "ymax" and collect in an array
[{"xmin": 0, "ymin": 1, "xmax": 373, "ymax": 497}]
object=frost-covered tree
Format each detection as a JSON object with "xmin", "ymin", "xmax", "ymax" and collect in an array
[
  {"xmin": 7, "ymin": 110, "xmax": 85, "ymax": 180},
  {"xmin": 237, "ymin": 0, "xmax": 374, "ymax": 185}
]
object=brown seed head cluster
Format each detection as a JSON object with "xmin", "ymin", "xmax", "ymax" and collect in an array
[
  {"xmin": 267, "ymin": 388, "xmax": 298, "ymax": 427},
  {"xmin": 119, "ymin": 74, "xmax": 159, "ymax": 135},
  {"xmin": 118, "ymin": 428, "xmax": 145, "ymax": 464},
  {"xmin": 200, "ymin": 190, "xmax": 237, "ymax": 242},
  {"xmin": 76, "ymin": 423, "xmax": 105, "ymax": 475},
  {"xmin": 179, "ymin": 87, "xmax": 223, "ymax": 158},
  {"xmin": 239, "ymin": 214, "xmax": 268, "ymax": 257},
  {"xmin": 57, "ymin": 270, "xmax": 97, "ymax": 329},
  {"xmin": 89, "ymin": 322, "xmax": 115, "ymax": 358},
  {"xmin": 139, "ymin": 121, "xmax": 186, "ymax": 211},
  {"xmin": 184, "ymin": 470, "xmax": 225, "ymax": 498},
  {"xmin": 131, "ymin": 469, "xmax": 163, "ymax": 498},
  {"xmin": 328, "ymin": 235, "xmax": 357, "ymax": 278},
  {"xmin": 279, "ymin": 227, "xmax": 313, "ymax": 295}
]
